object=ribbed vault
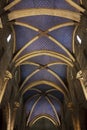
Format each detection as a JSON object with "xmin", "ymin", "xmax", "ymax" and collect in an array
[
  {"xmin": 4, "ymin": 0, "xmax": 81, "ymax": 127},
  {"xmin": 1, "ymin": 0, "xmax": 87, "ymax": 130}
]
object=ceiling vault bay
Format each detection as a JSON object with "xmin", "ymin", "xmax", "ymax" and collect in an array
[{"xmin": 0, "ymin": 0, "xmax": 87, "ymax": 130}]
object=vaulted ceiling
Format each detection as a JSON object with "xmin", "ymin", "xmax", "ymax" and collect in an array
[{"xmin": 0, "ymin": 0, "xmax": 87, "ymax": 130}]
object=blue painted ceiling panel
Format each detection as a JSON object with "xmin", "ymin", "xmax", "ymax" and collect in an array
[{"xmin": 8, "ymin": 0, "xmax": 81, "ymax": 126}]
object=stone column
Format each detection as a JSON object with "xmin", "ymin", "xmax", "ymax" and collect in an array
[
  {"xmin": 0, "ymin": 70, "xmax": 12, "ymax": 104},
  {"xmin": 10, "ymin": 102, "xmax": 20, "ymax": 130},
  {"xmin": 67, "ymin": 102, "xmax": 81, "ymax": 130}
]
